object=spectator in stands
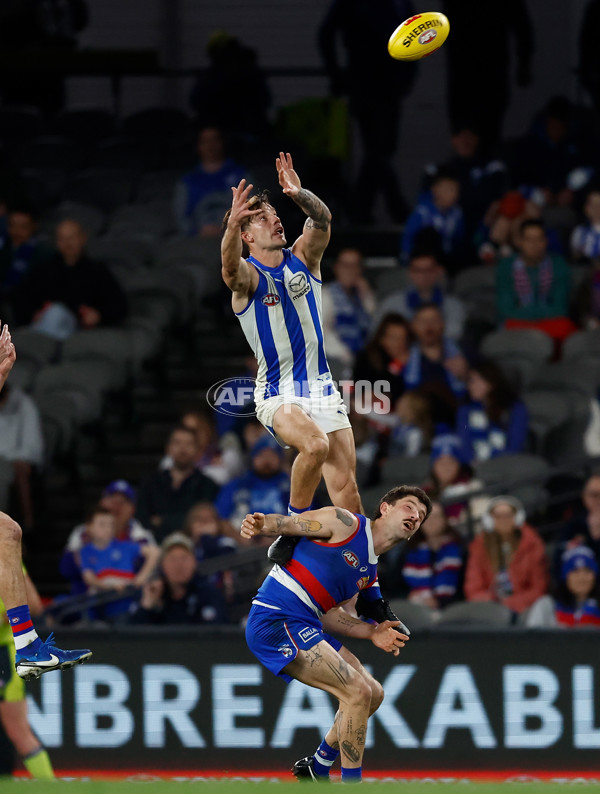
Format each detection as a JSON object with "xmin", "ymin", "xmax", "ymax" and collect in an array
[
  {"xmin": 0, "ymin": 383, "xmax": 43, "ymax": 530},
  {"xmin": 189, "ymin": 32, "xmax": 271, "ymax": 141},
  {"xmin": 456, "ymin": 361, "xmax": 529, "ymax": 464},
  {"xmin": 387, "ymin": 391, "xmax": 434, "ymax": 459},
  {"xmin": 136, "ymin": 426, "xmax": 219, "ymax": 542},
  {"xmin": 476, "ymin": 190, "xmax": 552, "ymax": 265},
  {"xmin": 61, "ymin": 479, "xmax": 156, "ymax": 596},
  {"xmin": 130, "ymin": 532, "xmax": 227, "ymax": 625},
  {"xmin": 80, "ymin": 505, "xmax": 160, "ymax": 623},
  {"xmin": 442, "ymin": 0, "xmax": 533, "ymax": 150},
  {"xmin": 570, "ymin": 188, "xmax": 600, "ymax": 262},
  {"xmin": 162, "ymin": 409, "xmax": 243, "ymax": 486},
  {"xmin": 21, "ymin": 219, "xmax": 128, "ymax": 338},
  {"xmin": 373, "ymin": 253, "xmax": 466, "ymax": 341},
  {"xmin": 216, "ymin": 435, "xmax": 290, "ymax": 540},
  {"xmin": 512, "ymin": 96, "xmax": 593, "ymax": 206},
  {"xmin": 321, "ymin": 248, "xmax": 376, "ymax": 376},
  {"xmin": 526, "ymin": 546, "xmax": 600, "ymax": 628},
  {"xmin": 404, "ymin": 304, "xmax": 468, "ymax": 427},
  {"xmin": 424, "ymin": 125, "xmax": 507, "ymax": 247},
  {"xmin": 0, "ymin": 206, "xmax": 53, "ymax": 325},
  {"xmin": 173, "ymin": 125, "xmax": 248, "ymax": 238},
  {"xmin": 401, "ymin": 168, "xmax": 466, "ymax": 271},
  {"xmin": 353, "ymin": 313, "xmax": 411, "ymax": 410},
  {"xmin": 422, "ymin": 433, "xmax": 477, "ymax": 528},
  {"xmin": 183, "ymin": 501, "xmax": 237, "ymax": 601},
  {"xmin": 400, "ymin": 501, "xmax": 464, "ymax": 610},
  {"xmin": 183, "ymin": 501, "xmax": 238, "ymax": 561},
  {"xmin": 318, "ymin": 0, "xmax": 418, "ymax": 223},
  {"xmin": 496, "ymin": 219, "xmax": 575, "ymax": 345},
  {"xmin": 553, "ymin": 473, "xmax": 600, "ymax": 580},
  {"xmin": 464, "ymin": 495, "xmax": 548, "ymax": 615}
]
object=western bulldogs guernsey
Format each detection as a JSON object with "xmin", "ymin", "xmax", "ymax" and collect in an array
[
  {"xmin": 253, "ymin": 514, "xmax": 381, "ymax": 618},
  {"xmin": 236, "ymin": 249, "xmax": 334, "ymax": 400}
]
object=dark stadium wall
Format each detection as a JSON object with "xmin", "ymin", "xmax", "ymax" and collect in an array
[
  {"xmin": 67, "ymin": 0, "xmax": 585, "ymax": 201},
  {"xmin": 24, "ymin": 628, "xmax": 600, "ymax": 772}
]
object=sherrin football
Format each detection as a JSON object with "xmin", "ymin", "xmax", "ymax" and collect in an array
[{"xmin": 388, "ymin": 11, "xmax": 450, "ymax": 62}]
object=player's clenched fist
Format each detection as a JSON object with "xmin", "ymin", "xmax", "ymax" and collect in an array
[{"xmin": 241, "ymin": 512, "xmax": 266, "ymax": 540}]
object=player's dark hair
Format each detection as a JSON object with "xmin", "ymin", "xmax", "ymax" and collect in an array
[
  {"xmin": 519, "ymin": 218, "xmax": 546, "ymax": 236},
  {"xmin": 221, "ymin": 189, "xmax": 271, "ymax": 233},
  {"xmin": 374, "ymin": 485, "xmax": 432, "ymax": 521}
]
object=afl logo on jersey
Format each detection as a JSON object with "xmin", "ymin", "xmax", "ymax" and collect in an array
[
  {"xmin": 343, "ymin": 549, "xmax": 360, "ymax": 569},
  {"xmin": 288, "ymin": 272, "xmax": 311, "ymax": 300},
  {"xmin": 261, "ymin": 293, "xmax": 280, "ymax": 307}
]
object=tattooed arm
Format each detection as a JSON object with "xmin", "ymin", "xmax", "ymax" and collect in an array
[
  {"xmin": 321, "ymin": 608, "xmax": 409, "ymax": 656},
  {"xmin": 240, "ymin": 506, "xmax": 357, "ymax": 543},
  {"xmin": 276, "ymin": 151, "xmax": 331, "ymax": 275}
]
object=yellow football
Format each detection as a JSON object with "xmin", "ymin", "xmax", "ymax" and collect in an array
[{"xmin": 388, "ymin": 11, "xmax": 450, "ymax": 62}]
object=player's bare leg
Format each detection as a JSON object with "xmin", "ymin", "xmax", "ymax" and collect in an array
[
  {"xmin": 272, "ymin": 404, "xmax": 329, "ymax": 509},
  {"xmin": 322, "ymin": 428, "xmax": 363, "ymax": 514},
  {"xmin": 0, "ymin": 512, "xmax": 27, "ymax": 609},
  {"xmin": 268, "ymin": 405, "xmax": 330, "ymax": 564},
  {"xmin": 321, "ymin": 645, "xmax": 383, "ymax": 750},
  {"xmin": 284, "ymin": 640, "xmax": 372, "ymax": 776}
]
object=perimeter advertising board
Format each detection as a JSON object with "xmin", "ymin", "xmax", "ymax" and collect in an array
[{"xmin": 21, "ymin": 628, "xmax": 600, "ymax": 771}]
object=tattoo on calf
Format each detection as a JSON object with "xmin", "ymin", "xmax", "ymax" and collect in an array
[
  {"xmin": 341, "ymin": 740, "xmax": 360, "ymax": 763},
  {"xmin": 335, "ymin": 508, "xmax": 354, "ymax": 527},
  {"xmin": 356, "ymin": 724, "xmax": 366, "ymax": 747}
]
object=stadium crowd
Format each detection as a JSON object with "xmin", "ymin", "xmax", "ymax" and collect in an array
[{"xmin": 0, "ymin": 52, "xmax": 597, "ymax": 635}]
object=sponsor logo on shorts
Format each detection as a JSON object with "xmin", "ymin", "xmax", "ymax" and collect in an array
[
  {"xmin": 419, "ymin": 29, "xmax": 437, "ymax": 45},
  {"xmin": 261, "ymin": 293, "xmax": 280, "ymax": 306},
  {"xmin": 298, "ymin": 626, "xmax": 318, "ymax": 643},
  {"xmin": 356, "ymin": 576, "xmax": 370, "ymax": 590},
  {"xmin": 278, "ymin": 645, "xmax": 294, "ymax": 658},
  {"xmin": 343, "ymin": 549, "xmax": 360, "ymax": 569}
]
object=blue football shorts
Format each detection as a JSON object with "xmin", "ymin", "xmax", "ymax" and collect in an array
[{"xmin": 246, "ymin": 603, "xmax": 343, "ymax": 682}]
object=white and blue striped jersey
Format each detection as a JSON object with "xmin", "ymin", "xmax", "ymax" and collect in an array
[{"xmin": 236, "ymin": 249, "xmax": 334, "ymax": 400}]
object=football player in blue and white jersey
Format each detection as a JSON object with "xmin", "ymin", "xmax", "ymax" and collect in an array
[{"xmin": 221, "ymin": 153, "xmax": 362, "ymax": 563}]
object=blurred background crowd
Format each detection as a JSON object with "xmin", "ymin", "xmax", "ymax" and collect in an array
[{"xmin": 0, "ymin": 0, "xmax": 598, "ymax": 634}]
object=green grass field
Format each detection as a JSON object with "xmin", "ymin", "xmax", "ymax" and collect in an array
[{"xmin": 1, "ymin": 782, "xmax": 597, "ymax": 793}]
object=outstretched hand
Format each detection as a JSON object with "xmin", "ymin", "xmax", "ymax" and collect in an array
[
  {"xmin": 276, "ymin": 152, "xmax": 301, "ymax": 198},
  {"xmin": 0, "ymin": 323, "xmax": 16, "ymax": 381},
  {"xmin": 241, "ymin": 512, "xmax": 266, "ymax": 540},
  {"xmin": 371, "ymin": 620, "xmax": 409, "ymax": 657},
  {"xmin": 227, "ymin": 179, "xmax": 262, "ymax": 229}
]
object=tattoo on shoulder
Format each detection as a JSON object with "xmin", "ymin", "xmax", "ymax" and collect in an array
[{"xmin": 335, "ymin": 508, "xmax": 354, "ymax": 527}]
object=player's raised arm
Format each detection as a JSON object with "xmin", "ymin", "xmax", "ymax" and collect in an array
[
  {"xmin": 277, "ymin": 152, "xmax": 331, "ymax": 276},
  {"xmin": 240, "ymin": 506, "xmax": 357, "ymax": 543},
  {"xmin": 0, "ymin": 323, "xmax": 16, "ymax": 394},
  {"xmin": 221, "ymin": 179, "xmax": 261, "ymax": 295}
]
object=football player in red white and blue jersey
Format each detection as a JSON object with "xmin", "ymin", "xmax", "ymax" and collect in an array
[
  {"xmin": 221, "ymin": 154, "xmax": 362, "ymax": 564},
  {"xmin": 240, "ymin": 485, "xmax": 432, "ymax": 784}
]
